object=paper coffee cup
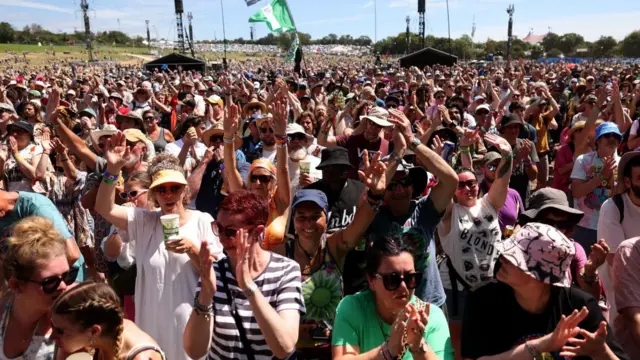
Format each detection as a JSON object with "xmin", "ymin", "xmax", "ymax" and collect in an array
[
  {"xmin": 299, "ymin": 161, "xmax": 311, "ymax": 175},
  {"xmin": 160, "ymin": 214, "xmax": 180, "ymax": 242}
]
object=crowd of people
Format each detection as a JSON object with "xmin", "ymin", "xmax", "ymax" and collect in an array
[{"xmin": 0, "ymin": 54, "xmax": 639, "ymax": 360}]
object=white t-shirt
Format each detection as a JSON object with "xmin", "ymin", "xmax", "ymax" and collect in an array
[
  {"xmin": 437, "ymin": 196, "xmax": 502, "ymax": 288},
  {"xmin": 597, "ymin": 193, "xmax": 640, "ymax": 326},
  {"xmin": 126, "ymin": 207, "xmax": 223, "ymax": 360}
]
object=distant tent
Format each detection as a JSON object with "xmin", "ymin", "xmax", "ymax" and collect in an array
[
  {"xmin": 399, "ymin": 47, "xmax": 458, "ymax": 68},
  {"xmin": 144, "ymin": 53, "xmax": 206, "ymax": 72}
]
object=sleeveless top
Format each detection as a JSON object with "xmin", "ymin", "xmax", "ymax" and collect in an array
[
  {"xmin": 0, "ymin": 297, "xmax": 56, "ymax": 360},
  {"xmin": 92, "ymin": 344, "xmax": 166, "ymax": 360},
  {"xmin": 151, "ymin": 128, "xmax": 168, "ymax": 154}
]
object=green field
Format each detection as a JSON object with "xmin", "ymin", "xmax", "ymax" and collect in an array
[{"xmin": 0, "ymin": 43, "xmax": 150, "ymax": 54}]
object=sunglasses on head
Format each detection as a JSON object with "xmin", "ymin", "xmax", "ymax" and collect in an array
[
  {"xmin": 458, "ymin": 179, "xmax": 477, "ymax": 189},
  {"xmin": 250, "ymin": 174, "xmax": 272, "ymax": 184},
  {"xmin": 213, "ymin": 221, "xmax": 244, "ymax": 238},
  {"xmin": 387, "ymin": 176, "xmax": 413, "ymax": 191},
  {"xmin": 375, "ymin": 271, "xmax": 422, "ymax": 291},
  {"xmin": 259, "ymin": 127, "xmax": 274, "ymax": 134},
  {"xmin": 288, "ymin": 133, "xmax": 306, "ymax": 142},
  {"xmin": 119, "ymin": 189, "xmax": 148, "ymax": 200},
  {"xmin": 210, "ymin": 135, "xmax": 224, "ymax": 143},
  {"xmin": 21, "ymin": 267, "xmax": 79, "ymax": 294},
  {"xmin": 154, "ymin": 184, "xmax": 184, "ymax": 194}
]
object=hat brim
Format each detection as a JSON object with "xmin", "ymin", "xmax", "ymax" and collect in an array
[
  {"xmin": 90, "ymin": 129, "xmax": 117, "ymax": 146},
  {"xmin": 116, "ymin": 114, "xmax": 143, "ymax": 128},
  {"xmin": 7, "ymin": 123, "xmax": 34, "ymax": 137},
  {"xmin": 316, "ymin": 159, "xmax": 353, "ymax": 170},
  {"xmin": 520, "ymin": 204, "xmax": 584, "ymax": 224},
  {"xmin": 203, "ymin": 127, "xmax": 242, "ymax": 148},
  {"xmin": 242, "ymin": 101, "xmax": 267, "ymax": 114},
  {"xmin": 362, "ymin": 116, "xmax": 393, "ymax": 128}
]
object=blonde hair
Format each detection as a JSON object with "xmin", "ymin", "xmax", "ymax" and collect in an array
[
  {"xmin": 52, "ymin": 282, "xmax": 124, "ymax": 358},
  {"xmin": 147, "ymin": 153, "xmax": 191, "ymax": 205},
  {"xmin": 3, "ymin": 216, "xmax": 66, "ymax": 282}
]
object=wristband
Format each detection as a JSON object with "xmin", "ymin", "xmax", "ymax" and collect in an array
[
  {"xmin": 275, "ymin": 137, "xmax": 288, "ymax": 145},
  {"xmin": 275, "ymin": 134, "xmax": 288, "ymax": 141},
  {"xmin": 243, "ymin": 282, "xmax": 258, "ymax": 298},
  {"xmin": 102, "ymin": 170, "xmax": 119, "ymax": 184},
  {"xmin": 367, "ymin": 189, "xmax": 384, "ymax": 201},
  {"xmin": 223, "ymin": 137, "xmax": 235, "ymax": 144},
  {"xmin": 13, "ymin": 154, "xmax": 22, "ymax": 162}
]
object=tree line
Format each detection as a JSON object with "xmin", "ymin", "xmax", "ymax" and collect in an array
[{"xmin": 1, "ymin": 21, "xmax": 640, "ymax": 59}]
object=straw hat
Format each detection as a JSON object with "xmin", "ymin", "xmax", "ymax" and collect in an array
[
  {"xmin": 202, "ymin": 122, "xmax": 241, "ymax": 148},
  {"xmin": 242, "ymin": 98, "xmax": 267, "ymax": 114}
]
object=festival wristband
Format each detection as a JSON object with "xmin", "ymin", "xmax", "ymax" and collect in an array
[
  {"xmin": 102, "ymin": 170, "xmax": 119, "ymax": 184},
  {"xmin": 223, "ymin": 137, "xmax": 235, "ymax": 144},
  {"xmin": 275, "ymin": 137, "xmax": 288, "ymax": 145}
]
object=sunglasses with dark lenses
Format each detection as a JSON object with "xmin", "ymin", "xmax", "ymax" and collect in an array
[
  {"xmin": 212, "ymin": 221, "xmax": 242, "ymax": 238},
  {"xmin": 288, "ymin": 133, "xmax": 307, "ymax": 142},
  {"xmin": 387, "ymin": 104, "xmax": 398, "ymax": 109},
  {"xmin": 540, "ymin": 218, "xmax": 574, "ymax": 230},
  {"xmin": 387, "ymin": 177, "xmax": 413, "ymax": 191},
  {"xmin": 210, "ymin": 135, "xmax": 224, "ymax": 143},
  {"xmin": 119, "ymin": 189, "xmax": 147, "ymax": 200},
  {"xmin": 144, "ymin": 116, "xmax": 155, "ymax": 121},
  {"xmin": 154, "ymin": 184, "xmax": 184, "ymax": 194},
  {"xmin": 375, "ymin": 271, "xmax": 423, "ymax": 291},
  {"xmin": 22, "ymin": 267, "xmax": 79, "ymax": 294},
  {"xmin": 458, "ymin": 180, "xmax": 478, "ymax": 189},
  {"xmin": 486, "ymin": 164, "xmax": 498, "ymax": 172},
  {"xmin": 259, "ymin": 127, "xmax": 274, "ymax": 134},
  {"xmin": 250, "ymin": 174, "xmax": 273, "ymax": 184}
]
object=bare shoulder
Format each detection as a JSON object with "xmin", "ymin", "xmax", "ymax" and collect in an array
[{"xmin": 120, "ymin": 320, "xmax": 163, "ymax": 360}]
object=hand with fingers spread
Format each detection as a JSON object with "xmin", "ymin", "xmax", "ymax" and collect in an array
[
  {"xmin": 198, "ymin": 240, "xmax": 217, "ymax": 301},
  {"xmin": 388, "ymin": 108, "xmax": 413, "ymax": 141},
  {"xmin": 104, "ymin": 131, "xmax": 129, "ymax": 170},
  {"xmin": 560, "ymin": 321, "xmax": 609, "ymax": 358},
  {"xmin": 41, "ymin": 127, "xmax": 52, "ymax": 154},
  {"xmin": 484, "ymin": 133, "xmax": 513, "ymax": 156},
  {"xmin": 357, "ymin": 151, "xmax": 388, "ymax": 196},
  {"xmin": 224, "ymin": 103, "xmax": 240, "ymax": 138},
  {"xmin": 431, "ymin": 135, "xmax": 444, "ymax": 155},
  {"xmin": 538, "ymin": 307, "xmax": 590, "ymax": 353},
  {"xmin": 271, "ymin": 101, "xmax": 287, "ymax": 138}
]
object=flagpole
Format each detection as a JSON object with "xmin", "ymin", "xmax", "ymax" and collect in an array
[
  {"xmin": 280, "ymin": 0, "xmax": 306, "ymax": 75},
  {"xmin": 220, "ymin": 0, "xmax": 228, "ymax": 70}
]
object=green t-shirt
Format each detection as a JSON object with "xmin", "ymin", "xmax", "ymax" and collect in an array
[{"xmin": 332, "ymin": 290, "xmax": 454, "ymax": 359}]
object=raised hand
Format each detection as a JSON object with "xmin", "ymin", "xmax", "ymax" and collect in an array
[
  {"xmin": 8, "ymin": 136, "xmax": 18, "ymax": 155},
  {"xmin": 104, "ymin": 131, "xmax": 129, "ymax": 169},
  {"xmin": 223, "ymin": 104, "xmax": 239, "ymax": 136},
  {"xmin": 358, "ymin": 151, "xmax": 388, "ymax": 196},
  {"xmin": 538, "ymin": 307, "xmax": 589, "ymax": 353},
  {"xmin": 587, "ymin": 239, "xmax": 610, "ymax": 269},
  {"xmin": 271, "ymin": 100, "xmax": 287, "ymax": 137},
  {"xmin": 560, "ymin": 321, "xmax": 609, "ymax": 358},
  {"xmin": 460, "ymin": 128, "xmax": 479, "ymax": 147},
  {"xmin": 388, "ymin": 108, "xmax": 412, "ymax": 140},
  {"xmin": 198, "ymin": 240, "xmax": 217, "ymax": 298},
  {"xmin": 484, "ymin": 134, "xmax": 513, "ymax": 156},
  {"xmin": 51, "ymin": 137, "xmax": 68, "ymax": 155},
  {"xmin": 183, "ymin": 127, "xmax": 198, "ymax": 148},
  {"xmin": 41, "ymin": 127, "xmax": 52, "ymax": 153},
  {"xmin": 235, "ymin": 228, "xmax": 253, "ymax": 291},
  {"xmin": 431, "ymin": 135, "xmax": 444, "ymax": 155}
]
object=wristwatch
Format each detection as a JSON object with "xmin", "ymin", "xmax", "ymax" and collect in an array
[{"xmin": 409, "ymin": 136, "xmax": 422, "ymax": 150}]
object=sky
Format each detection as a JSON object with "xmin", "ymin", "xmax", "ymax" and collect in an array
[{"xmin": 1, "ymin": 0, "xmax": 639, "ymax": 43}]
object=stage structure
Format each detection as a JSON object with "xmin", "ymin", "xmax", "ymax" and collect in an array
[
  {"xmin": 418, "ymin": 0, "xmax": 425, "ymax": 48},
  {"xmin": 80, "ymin": 0, "xmax": 94, "ymax": 62},
  {"xmin": 175, "ymin": 0, "xmax": 186, "ymax": 54}
]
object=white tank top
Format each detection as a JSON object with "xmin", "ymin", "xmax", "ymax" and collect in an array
[{"xmin": 438, "ymin": 196, "xmax": 503, "ymax": 288}]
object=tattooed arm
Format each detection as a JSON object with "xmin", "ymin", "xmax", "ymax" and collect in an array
[{"xmin": 484, "ymin": 134, "xmax": 513, "ymax": 211}]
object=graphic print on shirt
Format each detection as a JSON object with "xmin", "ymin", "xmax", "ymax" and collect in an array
[
  {"xmin": 583, "ymin": 162, "xmax": 611, "ymax": 211},
  {"xmin": 516, "ymin": 334, "xmax": 568, "ymax": 360},
  {"xmin": 458, "ymin": 213, "xmax": 501, "ymax": 286}
]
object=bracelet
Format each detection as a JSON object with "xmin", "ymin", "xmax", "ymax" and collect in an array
[
  {"xmin": 61, "ymin": 158, "xmax": 70, "ymax": 162},
  {"xmin": 43, "ymin": 151, "xmax": 51, "ymax": 155},
  {"xmin": 275, "ymin": 137, "xmax": 288, "ymax": 145},
  {"xmin": 243, "ymin": 282, "xmax": 258, "ymax": 298},
  {"xmin": 380, "ymin": 342, "xmax": 392, "ymax": 360},
  {"xmin": 13, "ymin": 154, "xmax": 22, "ymax": 162},
  {"xmin": 388, "ymin": 151, "xmax": 402, "ymax": 163},
  {"xmin": 275, "ymin": 134, "xmax": 288, "ymax": 141},
  {"xmin": 525, "ymin": 341, "xmax": 542, "ymax": 360},
  {"xmin": 459, "ymin": 145, "xmax": 471, "ymax": 151},
  {"xmin": 223, "ymin": 137, "xmax": 235, "ymax": 144},
  {"xmin": 276, "ymin": 143, "xmax": 288, "ymax": 149},
  {"xmin": 102, "ymin": 170, "xmax": 119, "ymax": 183},
  {"xmin": 367, "ymin": 189, "xmax": 384, "ymax": 201}
]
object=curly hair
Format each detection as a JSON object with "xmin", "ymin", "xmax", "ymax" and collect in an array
[
  {"xmin": 147, "ymin": 153, "xmax": 191, "ymax": 205},
  {"xmin": 22, "ymin": 101, "xmax": 43, "ymax": 123},
  {"xmin": 3, "ymin": 216, "xmax": 66, "ymax": 282},
  {"xmin": 295, "ymin": 111, "xmax": 317, "ymax": 136},
  {"xmin": 52, "ymin": 282, "xmax": 125, "ymax": 358}
]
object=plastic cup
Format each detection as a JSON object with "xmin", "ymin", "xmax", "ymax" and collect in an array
[
  {"xmin": 299, "ymin": 160, "xmax": 311, "ymax": 175},
  {"xmin": 160, "ymin": 214, "xmax": 180, "ymax": 242}
]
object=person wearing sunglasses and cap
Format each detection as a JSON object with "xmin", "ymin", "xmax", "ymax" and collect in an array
[
  {"xmin": 0, "ymin": 217, "xmax": 79, "ymax": 360},
  {"xmin": 462, "ymin": 223, "xmax": 628, "ymax": 360},
  {"xmin": 95, "ymin": 144, "xmax": 223, "ymax": 360},
  {"xmin": 332, "ymin": 226, "xmax": 454, "ymax": 360}
]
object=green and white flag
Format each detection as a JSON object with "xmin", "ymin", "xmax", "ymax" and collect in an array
[
  {"xmin": 248, "ymin": 0, "xmax": 295, "ymax": 34},
  {"xmin": 285, "ymin": 34, "xmax": 299, "ymax": 62}
]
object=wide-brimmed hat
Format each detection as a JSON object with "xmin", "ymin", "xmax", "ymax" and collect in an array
[
  {"xmin": 149, "ymin": 169, "xmax": 188, "ymax": 190},
  {"xmin": 616, "ymin": 151, "xmax": 640, "ymax": 194},
  {"xmin": 520, "ymin": 188, "xmax": 584, "ymax": 224},
  {"xmin": 123, "ymin": 128, "xmax": 148, "ymax": 144},
  {"xmin": 116, "ymin": 109, "xmax": 144, "ymax": 129},
  {"xmin": 7, "ymin": 120, "xmax": 34, "ymax": 138},
  {"xmin": 108, "ymin": 92, "xmax": 123, "ymax": 101},
  {"xmin": 361, "ymin": 107, "xmax": 393, "ymax": 127},
  {"xmin": 204, "ymin": 95, "xmax": 223, "ymax": 107},
  {"xmin": 497, "ymin": 223, "xmax": 575, "ymax": 287},
  {"xmin": 286, "ymin": 123, "xmax": 314, "ymax": 147},
  {"xmin": 0, "ymin": 102, "xmax": 16, "ymax": 114},
  {"xmin": 595, "ymin": 122, "xmax": 621, "ymax": 142},
  {"xmin": 89, "ymin": 124, "xmax": 118, "ymax": 147},
  {"xmin": 202, "ymin": 122, "xmax": 241, "ymax": 148},
  {"xmin": 316, "ymin": 147, "xmax": 353, "ymax": 170},
  {"xmin": 242, "ymin": 98, "xmax": 267, "ymax": 114}
]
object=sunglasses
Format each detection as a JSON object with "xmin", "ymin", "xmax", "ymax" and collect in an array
[
  {"xmin": 387, "ymin": 177, "xmax": 413, "ymax": 191},
  {"xmin": 213, "ymin": 221, "xmax": 244, "ymax": 238},
  {"xmin": 250, "ymin": 174, "xmax": 273, "ymax": 184},
  {"xmin": 476, "ymin": 110, "xmax": 490, "ymax": 116},
  {"xmin": 486, "ymin": 164, "xmax": 498, "ymax": 172},
  {"xmin": 288, "ymin": 133, "xmax": 307, "ymax": 142},
  {"xmin": 259, "ymin": 127, "xmax": 274, "ymax": 134},
  {"xmin": 458, "ymin": 180, "xmax": 477, "ymax": 189},
  {"xmin": 119, "ymin": 189, "xmax": 148, "ymax": 200},
  {"xmin": 154, "ymin": 184, "xmax": 184, "ymax": 194},
  {"xmin": 210, "ymin": 135, "xmax": 224, "ymax": 143},
  {"xmin": 375, "ymin": 271, "xmax": 422, "ymax": 291},
  {"xmin": 387, "ymin": 104, "xmax": 398, "ymax": 109},
  {"xmin": 21, "ymin": 267, "xmax": 79, "ymax": 294},
  {"xmin": 144, "ymin": 116, "xmax": 155, "ymax": 121},
  {"xmin": 248, "ymin": 106, "xmax": 261, "ymax": 112},
  {"xmin": 540, "ymin": 218, "xmax": 574, "ymax": 230}
]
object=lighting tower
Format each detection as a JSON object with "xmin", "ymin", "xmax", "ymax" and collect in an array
[
  {"xmin": 174, "ymin": 0, "xmax": 186, "ymax": 54},
  {"xmin": 145, "ymin": 20, "xmax": 151, "ymax": 52},
  {"xmin": 405, "ymin": 15, "xmax": 411, "ymax": 54},
  {"xmin": 80, "ymin": 0, "xmax": 94, "ymax": 62},
  {"xmin": 418, "ymin": 0, "xmax": 425, "ymax": 48},
  {"xmin": 506, "ymin": 5, "xmax": 515, "ymax": 59}
]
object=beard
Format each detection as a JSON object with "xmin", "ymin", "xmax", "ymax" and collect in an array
[
  {"xmin": 123, "ymin": 152, "xmax": 141, "ymax": 168},
  {"xmin": 262, "ymin": 137, "xmax": 275, "ymax": 146},
  {"xmin": 631, "ymin": 184, "xmax": 640, "ymax": 198},
  {"xmin": 289, "ymin": 146, "xmax": 308, "ymax": 161}
]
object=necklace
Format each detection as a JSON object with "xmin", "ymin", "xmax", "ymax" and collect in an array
[{"xmin": 296, "ymin": 238, "xmax": 318, "ymax": 261}]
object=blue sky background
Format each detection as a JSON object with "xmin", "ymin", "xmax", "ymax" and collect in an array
[{"xmin": 1, "ymin": 0, "xmax": 639, "ymax": 43}]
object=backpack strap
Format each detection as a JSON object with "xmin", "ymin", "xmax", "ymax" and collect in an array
[{"xmin": 613, "ymin": 193, "xmax": 625, "ymax": 224}]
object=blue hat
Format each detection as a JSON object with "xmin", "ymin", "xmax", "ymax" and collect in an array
[
  {"xmin": 292, "ymin": 189, "xmax": 328, "ymax": 217},
  {"xmin": 79, "ymin": 108, "xmax": 97, "ymax": 118},
  {"xmin": 595, "ymin": 122, "xmax": 622, "ymax": 141}
]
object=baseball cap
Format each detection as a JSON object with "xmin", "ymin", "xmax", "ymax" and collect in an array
[
  {"xmin": 123, "ymin": 128, "xmax": 148, "ymax": 144},
  {"xmin": 292, "ymin": 189, "xmax": 328, "ymax": 217},
  {"xmin": 361, "ymin": 107, "xmax": 393, "ymax": 127},
  {"xmin": 474, "ymin": 104, "xmax": 491, "ymax": 114},
  {"xmin": 595, "ymin": 122, "xmax": 622, "ymax": 141}
]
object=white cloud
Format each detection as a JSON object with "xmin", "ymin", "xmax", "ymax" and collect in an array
[
  {"xmin": 0, "ymin": 0, "xmax": 73, "ymax": 13},
  {"xmin": 363, "ymin": 0, "xmax": 374, "ymax": 8}
]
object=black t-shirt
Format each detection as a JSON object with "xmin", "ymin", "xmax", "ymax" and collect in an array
[
  {"xmin": 305, "ymin": 178, "xmax": 365, "ymax": 233},
  {"xmin": 462, "ymin": 282, "xmax": 629, "ymax": 360},
  {"xmin": 195, "ymin": 159, "xmax": 225, "ymax": 219},
  {"xmin": 510, "ymin": 138, "xmax": 539, "ymax": 207}
]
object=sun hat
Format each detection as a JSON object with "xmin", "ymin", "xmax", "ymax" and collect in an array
[
  {"xmin": 498, "ymin": 114, "xmax": 524, "ymax": 132},
  {"xmin": 292, "ymin": 189, "xmax": 328, "ymax": 217},
  {"xmin": 316, "ymin": 147, "xmax": 353, "ymax": 170},
  {"xmin": 89, "ymin": 124, "xmax": 118, "ymax": 147},
  {"xmin": 7, "ymin": 120, "xmax": 34, "ymax": 138},
  {"xmin": 595, "ymin": 122, "xmax": 621, "ymax": 141},
  {"xmin": 361, "ymin": 107, "xmax": 393, "ymax": 127},
  {"xmin": 149, "ymin": 169, "xmax": 188, "ymax": 190},
  {"xmin": 116, "ymin": 109, "xmax": 144, "ymax": 129},
  {"xmin": 204, "ymin": 95, "xmax": 223, "ymax": 107},
  {"xmin": 242, "ymin": 98, "xmax": 267, "ymax": 114},
  {"xmin": 520, "ymin": 188, "xmax": 584, "ymax": 224},
  {"xmin": 108, "ymin": 92, "xmax": 123, "ymax": 101},
  {"xmin": 0, "ymin": 102, "xmax": 16, "ymax": 114},
  {"xmin": 497, "ymin": 222, "xmax": 575, "ymax": 287},
  {"xmin": 122, "ymin": 128, "xmax": 148, "ymax": 144},
  {"xmin": 79, "ymin": 108, "xmax": 97, "ymax": 118},
  {"xmin": 202, "ymin": 122, "xmax": 241, "ymax": 148},
  {"xmin": 286, "ymin": 123, "xmax": 314, "ymax": 147},
  {"xmin": 616, "ymin": 151, "xmax": 640, "ymax": 194}
]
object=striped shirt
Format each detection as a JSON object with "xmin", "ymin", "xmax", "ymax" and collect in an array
[{"xmin": 197, "ymin": 253, "xmax": 305, "ymax": 360}]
